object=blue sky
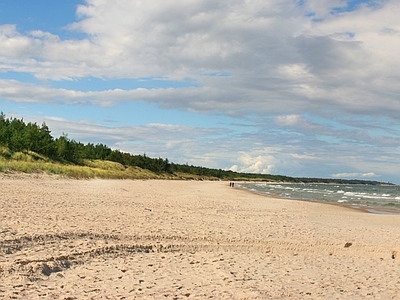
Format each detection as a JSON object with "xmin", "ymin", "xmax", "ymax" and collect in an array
[{"xmin": 1, "ymin": 0, "xmax": 400, "ymax": 183}]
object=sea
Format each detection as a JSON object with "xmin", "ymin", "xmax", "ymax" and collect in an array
[{"xmin": 237, "ymin": 182, "xmax": 400, "ymax": 214}]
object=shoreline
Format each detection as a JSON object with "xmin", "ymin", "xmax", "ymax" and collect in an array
[{"xmin": 234, "ymin": 181, "xmax": 400, "ymax": 215}]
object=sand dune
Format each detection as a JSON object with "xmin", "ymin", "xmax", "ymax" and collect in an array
[{"xmin": 1, "ymin": 174, "xmax": 399, "ymax": 299}]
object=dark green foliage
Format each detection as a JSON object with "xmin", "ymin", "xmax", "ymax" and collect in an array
[
  {"xmin": 106, "ymin": 150, "xmax": 125, "ymax": 164},
  {"xmin": 0, "ymin": 113, "xmax": 55, "ymax": 156},
  {"xmin": 0, "ymin": 113, "xmax": 173, "ymax": 175}
]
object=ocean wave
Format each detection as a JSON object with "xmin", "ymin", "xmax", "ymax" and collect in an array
[{"xmin": 240, "ymin": 183, "xmax": 400, "ymax": 211}]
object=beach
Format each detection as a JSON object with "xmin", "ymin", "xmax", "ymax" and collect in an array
[{"xmin": 1, "ymin": 174, "xmax": 400, "ymax": 299}]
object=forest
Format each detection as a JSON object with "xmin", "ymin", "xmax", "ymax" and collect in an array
[{"xmin": 0, "ymin": 112, "xmax": 389, "ymax": 184}]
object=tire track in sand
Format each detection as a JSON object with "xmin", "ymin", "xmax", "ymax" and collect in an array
[{"xmin": 1, "ymin": 231, "xmax": 398, "ymax": 281}]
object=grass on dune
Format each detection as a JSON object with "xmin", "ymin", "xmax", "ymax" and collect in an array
[
  {"xmin": 0, "ymin": 150, "xmax": 165, "ymax": 179},
  {"xmin": 0, "ymin": 148, "xmax": 223, "ymax": 180},
  {"xmin": 82, "ymin": 159, "xmax": 126, "ymax": 171}
]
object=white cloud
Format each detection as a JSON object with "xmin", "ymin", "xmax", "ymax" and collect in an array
[
  {"xmin": 1, "ymin": 1, "xmax": 400, "ymax": 118},
  {"xmin": 229, "ymin": 150, "xmax": 279, "ymax": 174},
  {"xmin": 274, "ymin": 115, "xmax": 305, "ymax": 127},
  {"xmin": 291, "ymin": 153, "xmax": 319, "ymax": 160},
  {"xmin": 361, "ymin": 172, "xmax": 377, "ymax": 178},
  {"xmin": 332, "ymin": 172, "xmax": 379, "ymax": 179}
]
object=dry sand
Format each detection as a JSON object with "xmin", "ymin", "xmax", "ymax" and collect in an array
[{"xmin": 0, "ymin": 174, "xmax": 400, "ymax": 299}]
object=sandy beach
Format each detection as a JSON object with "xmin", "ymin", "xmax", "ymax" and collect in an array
[{"xmin": 1, "ymin": 174, "xmax": 399, "ymax": 299}]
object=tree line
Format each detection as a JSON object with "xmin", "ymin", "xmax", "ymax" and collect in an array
[
  {"xmin": 0, "ymin": 113, "xmax": 389, "ymax": 184},
  {"xmin": 0, "ymin": 113, "xmax": 173, "ymax": 174}
]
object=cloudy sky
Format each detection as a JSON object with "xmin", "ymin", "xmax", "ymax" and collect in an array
[{"xmin": 1, "ymin": 0, "xmax": 400, "ymax": 183}]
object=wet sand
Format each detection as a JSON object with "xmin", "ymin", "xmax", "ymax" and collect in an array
[{"xmin": 1, "ymin": 174, "xmax": 400, "ymax": 299}]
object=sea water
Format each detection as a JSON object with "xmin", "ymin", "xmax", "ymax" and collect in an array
[{"xmin": 237, "ymin": 182, "xmax": 400, "ymax": 212}]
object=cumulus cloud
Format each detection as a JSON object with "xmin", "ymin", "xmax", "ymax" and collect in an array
[
  {"xmin": 229, "ymin": 149, "xmax": 279, "ymax": 174},
  {"xmin": 1, "ymin": 0, "xmax": 400, "ymax": 117}
]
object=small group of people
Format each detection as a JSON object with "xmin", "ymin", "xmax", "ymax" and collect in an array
[{"xmin": 229, "ymin": 182, "xmax": 235, "ymax": 187}]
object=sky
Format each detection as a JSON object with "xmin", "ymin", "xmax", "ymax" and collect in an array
[{"xmin": 1, "ymin": 0, "xmax": 400, "ymax": 183}]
